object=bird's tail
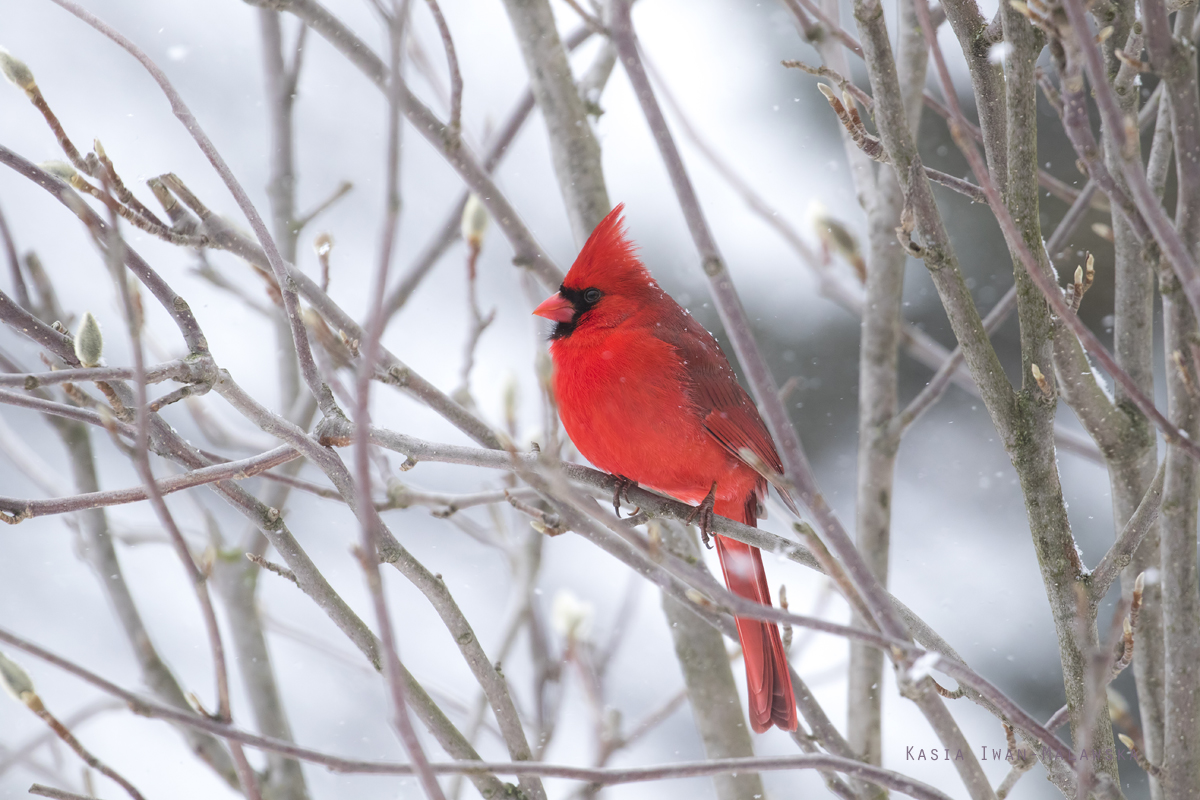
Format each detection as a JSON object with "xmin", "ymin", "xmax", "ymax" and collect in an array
[{"xmin": 713, "ymin": 497, "xmax": 798, "ymax": 733}]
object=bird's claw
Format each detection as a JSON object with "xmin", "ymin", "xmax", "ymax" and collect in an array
[
  {"xmin": 612, "ymin": 475, "xmax": 639, "ymax": 518},
  {"xmin": 685, "ymin": 483, "xmax": 718, "ymax": 549}
]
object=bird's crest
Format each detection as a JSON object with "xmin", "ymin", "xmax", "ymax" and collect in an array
[{"xmin": 562, "ymin": 204, "xmax": 654, "ymax": 294}]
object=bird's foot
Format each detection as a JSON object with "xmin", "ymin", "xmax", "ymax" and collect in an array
[
  {"xmin": 611, "ymin": 475, "xmax": 639, "ymax": 518},
  {"xmin": 685, "ymin": 482, "xmax": 718, "ymax": 549}
]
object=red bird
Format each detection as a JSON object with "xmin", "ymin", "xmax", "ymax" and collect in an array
[{"xmin": 534, "ymin": 204, "xmax": 798, "ymax": 732}]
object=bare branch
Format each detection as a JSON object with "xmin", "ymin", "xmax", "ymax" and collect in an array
[
  {"xmin": 29, "ymin": 785, "xmax": 99, "ymax": 800},
  {"xmin": 0, "ymin": 445, "xmax": 299, "ymax": 520},
  {"xmin": 0, "ymin": 201, "xmax": 30, "ymax": 309},
  {"xmin": 0, "ymin": 359, "xmax": 203, "ymax": 389},
  {"xmin": 500, "ymin": 0, "xmax": 610, "ymax": 244},
  {"xmin": 13, "ymin": 688, "xmax": 146, "ymax": 800},
  {"xmin": 895, "ymin": 177, "xmax": 1101, "ymax": 435},
  {"xmin": 420, "ymin": 0, "xmax": 462, "ymax": 137},
  {"xmin": 1, "ymin": 145, "xmax": 504, "ymax": 453},
  {"xmin": 246, "ymin": 553, "xmax": 298, "ymax": 585},
  {"xmin": 1091, "ymin": 461, "xmax": 1167, "ymax": 600},
  {"xmin": 293, "ymin": 180, "xmax": 352, "ymax": 231},
  {"xmin": 212, "ymin": 372, "xmax": 545, "ymax": 798},
  {"xmin": 0, "ymin": 701, "xmax": 121, "ymax": 777}
]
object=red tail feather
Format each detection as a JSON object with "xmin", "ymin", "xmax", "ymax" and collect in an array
[{"xmin": 713, "ymin": 500, "xmax": 797, "ymax": 733}]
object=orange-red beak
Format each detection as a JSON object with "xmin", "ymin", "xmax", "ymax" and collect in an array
[{"xmin": 533, "ymin": 291, "xmax": 575, "ymax": 323}]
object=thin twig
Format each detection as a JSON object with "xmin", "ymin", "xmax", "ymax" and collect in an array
[
  {"xmin": 0, "ymin": 445, "xmax": 300, "ymax": 519},
  {"xmin": 994, "ymin": 723, "xmax": 1034, "ymax": 798},
  {"xmin": 67, "ymin": 170, "xmax": 209, "ymax": 248},
  {"xmin": 381, "ymin": 484, "xmax": 539, "ymax": 515},
  {"xmin": 0, "ymin": 302, "xmax": 241, "ymax": 783},
  {"xmin": 0, "ymin": 387, "xmax": 136, "ymax": 443},
  {"xmin": 781, "ymin": 0, "xmax": 1091, "ymax": 208},
  {"xmin": 0, "ymin": 204, "xmax": 504, "ymax": 799},
  {"xmin": 29, "ymin": 785, "xmax": 99, "ymax": 800},
  {"xmin": 454, "ymin": 237, "xmax": 495, "ymax": 403},
  {"xmin": 351, "ymin": 6, "xmax": 447, "ymax": 798},
  {"xmin": 420, "ymin": 0, "xmax": 461, "ymax": 137},
  {"xmin": 0, "ymin": 151, "xmax": 210, "ymax": 354},
  {"xmin": 1090, "ymin": 461, "xmax": 1167, "ymax": 599},
  {"xmin": 3, "ymin": 140, "xmax": 505, "ymax": 454},
  {"xmin": 813, "ymin": 81, "xmax": 987, "ymax": 203},
  {"xmin": 245, "ymin": 553, "xmax": 299, "ymax": 585},
  {"xmin": 294, "ymin": 181, "xmax": 352, "ymax": 231},
  {"xmin": 0, "ymin": 359, "xmax": 197, "ymax": 388},
  {"xmin": 0, "ymin": 701, "xmax": 122, "ymax": 777},
  {"xmin": 18, "ymin": 695, "xmax": 145, "ymax": 800},
  {"xmin": 650, "ymin": 50, "xmax": 1098, "ymax": 462},
  {"xmin": 0, "ymin": 201, "xmax": 30, "ymax": 309},
  {"xmin": 561, "ymin": 0, "xmax": 605, "ymax": 33}
]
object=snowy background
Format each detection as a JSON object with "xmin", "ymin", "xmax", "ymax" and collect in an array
[{"xmin": 0, "ymin": 0, "xmax": 1148, "ymax": 798}]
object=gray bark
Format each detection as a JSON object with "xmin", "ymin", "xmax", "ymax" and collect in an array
[
  {"xmin": 847, "ymin": 0, "xmax": 927, "ymax": 774},
  {"xmin": 1159, "ymin": 274, "xmax": 1200, "ymax": 800},
  {"xmin": 1158, "ymin": 10, "xmax": 1200, "ymax": 798},
  {"xmin": 500, "ymin": 0, "xmax": 611, "ymax": 246},
  {"xmin": 1102, "ymin": 6, "xmax": 1165, "ymax": 794},
  {"xmin": 999, "ymin": 9, "xmax": 1118, "ymax": 783}
]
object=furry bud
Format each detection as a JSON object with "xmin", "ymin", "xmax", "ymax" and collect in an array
[
  {"xmin": 0, "ymin": 651, "xmax": 35, "ymax": 704},
  {"xmin": 461, "ymin": 193, "xmax": 490, "ymax": 249},
  {"xmin": 74, "ymin": 311, "xmax": 103, "ymax": 367},
  {"xmin": 38, "ymin": 160, "xmax": 77, "ymax": 181},
  {"xmin": 0, "ymin": 46, "xmax": 36, "ymax": 92}
]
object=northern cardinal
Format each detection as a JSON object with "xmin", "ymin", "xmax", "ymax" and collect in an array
[{"xmin": 534, "ymin": 204, "xmax": 798, "ymax": 732}]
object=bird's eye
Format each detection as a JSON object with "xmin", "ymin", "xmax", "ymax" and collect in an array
[{"xmin": 584, "ymin": 288, "xmax": 601, "ymax": 304}]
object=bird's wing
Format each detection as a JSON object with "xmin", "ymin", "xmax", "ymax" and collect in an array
[
  {"xmin": 700, "ymin": 382, "xmax": 783, "ymax": 477},
  {"xmin": 701, "ymin": 380, "xmax": 805, "ymax": 518},
  {"xmin": 666, "ymin": 314, "xmax": 784, "ymax": 477}
]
